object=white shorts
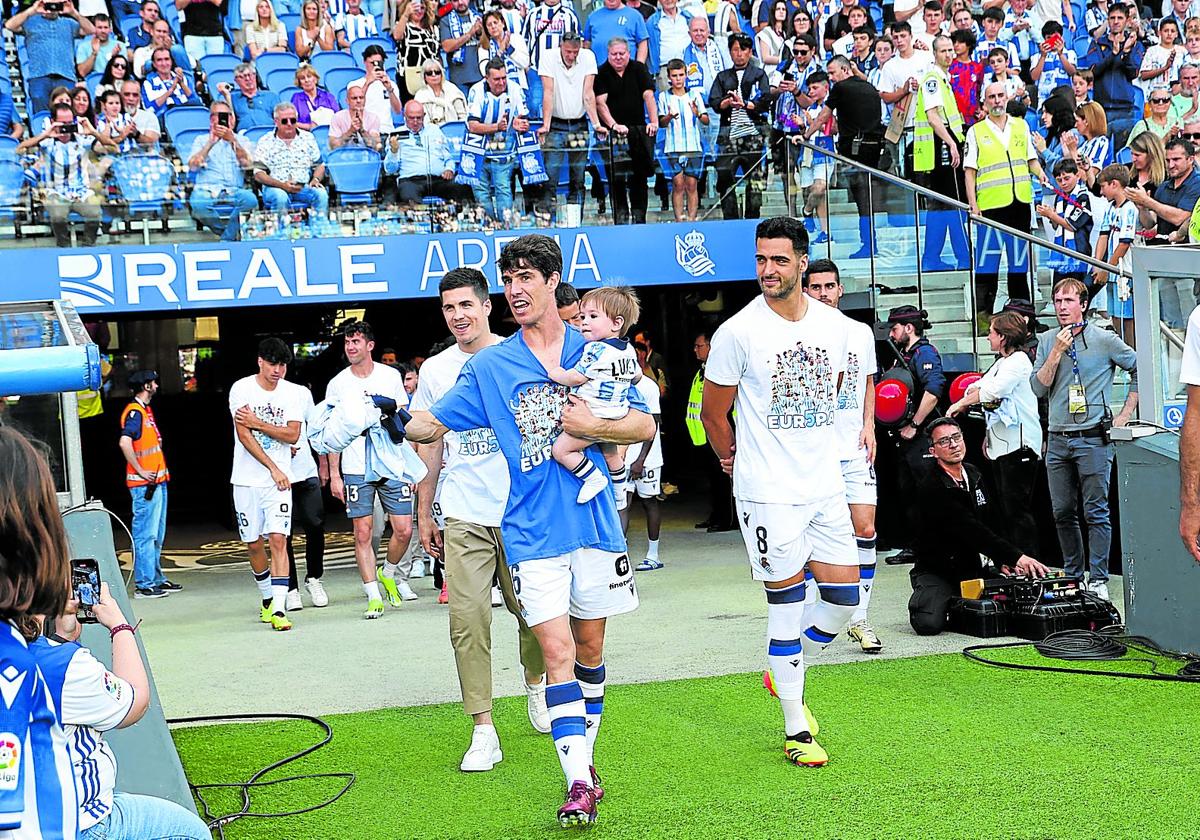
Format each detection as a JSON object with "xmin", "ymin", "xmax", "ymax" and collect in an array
[
  {"xmin": 840, "ymin": 456, "xmax": 878, "ymax": 506},
  {"xmin": 798, "ymin": 159, "xmax": 835, "ymax": 189},
  {"xmin": 233, "ymin": 484, "xmax": 293, "ymax": 543},
  {"xmin": 625, "ymin": 465, "xmax": 662, "ymax": 498},
  {"xmin": 509, "ymin": 548, "xmax": 640, "ymax": 627},
  {"xmin": 735, "ymin": 496, "xmax": 857, "ymax": 582}
]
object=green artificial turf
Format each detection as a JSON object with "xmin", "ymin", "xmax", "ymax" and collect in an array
[{"xmin": 173, "ymin": 651, "xmax": 1200, "ymax": 840}]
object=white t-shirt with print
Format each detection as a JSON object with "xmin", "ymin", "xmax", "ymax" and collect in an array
[
  {"xmin": 229, "ymin": 375, "xmax": 303, "ymax": 487},
  {"xmin": 410, "ymin": 342, "xmax": 509, "ymax": 528},
  {"xmin": 325, "ymin": 362, "xmax": 409, "ymax": 476},
  {"xmin": 833, "ymin": 315, "xmax": 877, "ymax": 461},
  {"xmin": 572, "ymin": 338, "xmax": 641, "ymax": 419},
  {"xmin": 705, "ymin": 295, "xmax": 849, "ymax": 505},
  {"xmin": 280, "ymin": 379, "xmax": 319, "ymax": 482}
]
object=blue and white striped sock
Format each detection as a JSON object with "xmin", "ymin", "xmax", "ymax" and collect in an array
[
  {"xmin": 766, "ymin": 581, "xmax": 808, "ymax": 736},
  {"xmin": 801, "ymin": 582, "xmax": 860, "ymax": 656},
  {"xmin": 852, "ymin": 536, "xmax": 877, "ymax": 624},
  {"xmin": 574, "ymin": 661, "xmax": 605, "ymax": 759},
  {"xmin": 546, "ymin": 681, "xmax": 590, "ymax": 786}
]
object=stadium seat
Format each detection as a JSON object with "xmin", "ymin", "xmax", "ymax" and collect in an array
[
  {"xmin": 85, "ymin": 72, "xmax": 104, "ymax": 96},
  {"xmin": 440, "ymin": 121, "xmax": 466, "ymax": 158},
  {"xmin": 163, "ymin": 105, "xmax": 211, "ymax": 141},
  {"xmin": 207, "ymin": 68, "xmax": 236, "ymax": 92},
  {"xmin": 274, "ymin": 85, "xmax": 303, "ymax": 106},
  {"xmin": 351, "ymin": 37, "xmax": 397, "ymax": 64},
  {"xmin": 242, "ymin": 125, "xmax": 273, "ymax": 146},
  {"xmin": 171, "ymin": 127, "xmax": 211, "ymax": 160},
  {"xmin": 265, "ymin": 66, "xmax": 300, "ymax": 93},
  {"xmin": 326, "ymin": 147, "xmax": 382, "ymax": 204},
  {"xmin": 111, "ymin": 154, "xmax": 175, "ymax": 244},
  {"xmin": 310, "ymin": 51, "xmax": 358, "ymax": 78},
  {"xmin": 279, "ymin": 13, "xmax": 301, "ymax": 50},
  {"xmin": 1115, "ymin": 145, "xmax": 1132, "ymax": 165},
  {"xmin": 324, "ymin": 66, "xmax": 365, "ymax": 97},
  {"xmin": 0, "ymin": 159, "xmax": 29, "ymax": 232},
  {"xmin": 312, "ymin": 124, "xmax": 331, "ymax": 153},
  {"xmin": 198, "ymin": 52, "xmax": 242, "ymax": 77},
  {"xmin": 256, "ymin": 52, "xmax": 301, "ymax": 84}
]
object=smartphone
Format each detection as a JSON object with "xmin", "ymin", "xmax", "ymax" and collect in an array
[
  {"xmin": 1045, "ymin": 32, "xmax": 1064, "ymax": 50},
  {"xmin": 217, "ymin": 112, "xmax": 230, "ymax": 127},
  {"xmin": 45, "ymin": 1, "xmax": 64, "ymax": 10},
  {"xmin": 60, "ymin": 122, "xmax": 77, "ymax": 137},
  {"xmin": 71, "ymin": 559, "xmax": 100, "ymax": 624}
]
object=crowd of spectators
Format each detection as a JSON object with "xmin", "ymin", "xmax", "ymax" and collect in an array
[{"xmin": 3, "ymin": 0, "xmax": 1200, "ymax": 252}]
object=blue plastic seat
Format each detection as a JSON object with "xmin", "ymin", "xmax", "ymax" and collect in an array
[
  {"xmin": 242, "ymin": 125, "xmax": 273, "ymax": 146},
  {"xmin": 265, "ymin": 66, "xmax": 300, "ymax": 93},
  {"xmin": 439, "ymin": 121, "xmax": 467, "ymax": 158},
  {"xmin": 351, "ymin": 37, "xmax": 396, "ymax": 64},
  {"xmin": 163, "ymin": 105, "xmax": 211, "ymax": 141},
  {"xmin": 171, "ymin": 127, "xmax": 211, "ymax": 160},
  {"xmin": 111, "ymin": 154, "xmax": 175, "ymax": 244},
  {"xmin": 310, "ymin": 51, "xmax": 359, "ymax": 79},
  {"xmin": 312, "ymin": 124, "xmax": 331, "ymax": 153},
  {"xmin": 323, "ymin": 66, "xmax": 365, "ymax": 97},
  {"xmin": 198, "ymin": 52, "xmax": 242, "ymax": 77},
  {"xmin": 207, "ymin": 68, "xmax": 236, "ymax": 92},
  {"xmin": 274, "ymin": 85, "xmax": 303, "ymax": 106},
  {"xmin": 256, "ymin": 52, "xmax": 301, "ymax": 83},
  {"xmin": 326, "ymin": 146, "xmax": 382, "ymax": 204},
  {"xmin": 0, "ymin": 160, "xmax": 27, "ymax": 221}
]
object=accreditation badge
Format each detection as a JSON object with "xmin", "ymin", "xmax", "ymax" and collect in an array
[{"xmin": 1068, "ymin": 383, "xmax": 1087, "ymax": 415}]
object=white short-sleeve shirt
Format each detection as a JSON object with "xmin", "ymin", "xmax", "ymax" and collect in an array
[
  {"xmin": 229, "ymin": 375, "xmax": 303, "ymax": 487},
  {"xmin": 1180, "ymin": 304, "xmax": 1200, "ymax": 385},
  {"xmin": 409, "ymin": 343, "xmax": 510, "ymax": 527},
  {"xmin": 705, "ymin": 295, "xmax": 849, "ymax": 505},
  {"xmin": 280, "ymin": 380, "xmax": 319, "ymax": 482},
  {"xmin": 325, "ymin": 362, "xmax": 409, "ymax": 476},
  {"xmin": 572, "ymin": 338, "xmax": 640, "ymax": 419}
]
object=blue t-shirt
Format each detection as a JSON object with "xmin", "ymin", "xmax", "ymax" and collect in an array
[
  {"xmin": 430, "ymin": 326, "xmax": 648, "ymax": 564},
  {"xmin": 583, "ymin": 6, "xmax": 648, "ymax": 64},
  {"xmin": 21, "ymin": 15, "xmax": 81, "ymax": 80}
]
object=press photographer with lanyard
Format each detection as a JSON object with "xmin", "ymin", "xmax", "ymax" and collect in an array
[{"xmin": 1030, "ymin": 277, "xmax": 1137, "ymax": 602}]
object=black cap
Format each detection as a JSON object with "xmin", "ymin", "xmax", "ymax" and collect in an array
[
  {"xmin": 1001, "ymin": 298, "xmax": 1049, "ymax": 332},
  {"xmin": 127, "ymin": 369, "xmax": 158, "ymax": 390},
  {"xmin": 874, "ymin": 305, "xmax": 931, "ymax": 340}
]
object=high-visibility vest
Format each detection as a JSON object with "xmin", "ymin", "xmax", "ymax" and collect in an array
[
  {"xmin": 968, "ymin": 116, "xmax": 1033, "ymax": 211},
  {"xmin": 76, "ymin": 358, "xmax": 111, "ymax": 419},
  {"xmin": 686, "ymin": 368, "xmax": 706, "ymax": 446},
  {"xmin": 120, "ymin": 400, "xmax": 170, "ymax": 487},
  {"xmin": 912, "ymin": 68, "xmax": 964, "ymax": 173}
]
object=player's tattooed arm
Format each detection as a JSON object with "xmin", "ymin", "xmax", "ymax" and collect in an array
[
  {"xmin": 561, "ymin": 395, "xmax": 655, "ymax": 444},
  {"xmin": 403, "ymin": 409, "xmax": 450, "ymax": 444},
  {"xmin": 547, "ymin": 364, "xmax": 589, "ymax": 387}
]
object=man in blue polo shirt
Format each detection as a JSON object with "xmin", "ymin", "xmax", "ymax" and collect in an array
[
  {"xmin": 403, "ymin": 234, "xmax": 654, "ymax": 829},
  {"xmin": 584, "ymin": 0, "xmax": 649, "ymax": 65},
  {"xmin": 4, "ymin": 0, "xmax": 96, "ymax": 117},
  {"xmin": 222, "ymin": 62, "xmax": 280, "ymax": 130}
]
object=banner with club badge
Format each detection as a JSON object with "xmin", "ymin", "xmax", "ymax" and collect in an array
[{"xmin": 515, "ymin": 129, "xmax": 547, "ymax": 184}]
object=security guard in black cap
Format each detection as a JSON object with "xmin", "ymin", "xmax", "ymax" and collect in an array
[{"xmin": 882, "ymin": 305, "xmax": 945, "ymax": 563}]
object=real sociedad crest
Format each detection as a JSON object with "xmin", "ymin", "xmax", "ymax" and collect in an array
[{"xmin": 674, "ymin": 230, "xmax": 715, "ymax": 277}]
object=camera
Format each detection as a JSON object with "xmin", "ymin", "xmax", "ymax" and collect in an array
[
  {"xmin": 59, "ymin": 122, "xmax": 77, "ymax": 137},
  {"xmin": 46, "ymin": 1, "xmax": 65, "ymax": 10}
]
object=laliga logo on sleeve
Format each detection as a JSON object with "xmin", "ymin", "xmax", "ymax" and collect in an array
[
  {"xmin": 0, "ymin": 735, "xmax": 19, "ymax": 791},
  {"xmin": 674, "ymin": 230, "xmax": 716, "ymax": 277},
  {"xmin": 58, "ymin": 254, "xmax": 115, "ymax": 308}
]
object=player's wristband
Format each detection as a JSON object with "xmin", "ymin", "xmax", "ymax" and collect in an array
[{"xmin": 109, "ymin": 623, "xmax": 136, "ymax": 640}]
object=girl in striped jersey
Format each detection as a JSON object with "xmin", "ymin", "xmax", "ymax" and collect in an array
[
  {"xmin": 0, "ymin": 427, "xmax": 79, "ymax": 840},
  {"xmin": 657, "ymin": 59, "xmax": 709, "ymax": 220},
  {"xmin": 32, "ymin": 588, "xmax": 211, "ymax": 840}
]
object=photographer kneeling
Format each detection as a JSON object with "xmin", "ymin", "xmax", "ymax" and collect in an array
[{"xmin": 908, "ymin": 417, "xmax": 1049, "ymax": 635}]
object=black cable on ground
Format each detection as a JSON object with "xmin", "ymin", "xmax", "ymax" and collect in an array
[
  {"xmin": 963, "ymin": 626, "xmax": 1200, "ymax": 683},
  {"xmin": 166, "ymin": 712, "xmax": 355, "ymax": 840}
]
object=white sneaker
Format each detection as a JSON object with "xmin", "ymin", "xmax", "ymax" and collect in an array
[
  {"xmin": 285, "ymin": 590, "xmax": 303, "ymax": 611},
  {"xmin": 409, "ymin": 558, "xmax": 426, "ymax": 579},
  {"xmin": 305, "ymin": 577, "xmax": 329, "ymax": 608},
  {"xmin": 1088, "ymin": 580, "xmax": 1111, "ymax": 601},
  {"xmin": 396, "ymin": 580, "xmax": 419, "ymax": 601},
  {"xmin": 460, "ymin": 726, "xmax": 503, "ymax": 772},
  {"xmin": 490, "ymin": 586, "xmax": 503, "ymax": 607},
  {"xmin": 577, "ymin": 469, "xmax": 607, "ymax": 503},
  {"xmin": 525, "ymin": 679, "xmax": 551, "ymax": 734}
]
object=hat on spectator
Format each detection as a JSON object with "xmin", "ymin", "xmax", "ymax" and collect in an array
[
  {"xmin": 1001, "ymin": 298, "xmax": 1049, "ymax": 332},
  {"xmin": 875, "ymin": 305, "xmax": 931, "ymax": 339},
  {"xmin": 127, "ymin": 369, "xmax": 159, "ymax": 390}
]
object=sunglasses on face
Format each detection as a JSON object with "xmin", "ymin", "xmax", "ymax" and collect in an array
[
  {"xmin": 1184, "ymin": 132, "xmax": 1200, "ymax": 139},
  {"xmin": 795, "ymin": 48, "xmax": 810, "ymax": 55},
  {"xmin": 278, "ymin": 117, "xmax": 297, "ymax": 124},
  {"xmin": 1151, "ymin": 96, "xmax": 1171, "ymax": 103},
  {"xmin": 425, "ymin": 69, "xmax": 442, "ymax": 75}
]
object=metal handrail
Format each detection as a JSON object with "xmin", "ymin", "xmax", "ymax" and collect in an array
[
  {"xmin": 789, "ymin": 135, "xmax": 1128, "ymax": 278},
  {"xmin": 1161, "ymin": 319, "xmax": 1186, "ymax": 352}
]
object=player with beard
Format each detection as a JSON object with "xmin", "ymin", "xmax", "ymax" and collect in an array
[{"xmin": 702, "ymin": 218, "xmax": 861, "ymax": 767}]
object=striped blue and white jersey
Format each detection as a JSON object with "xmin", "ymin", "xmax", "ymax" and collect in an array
[
  {"xmin": 0, "ymin": 623, "xmax": 77, "ymax": 840},
  {"xmin": 31, "ymin": 638, "xmax": 135, "ymax": 834},
  {"xmin": 523, "ymin": 2, "xmax": 581, "ymax": 70},
  {"xmin": 656, "ymin": 88, "xmax": 707, "ymax": 153},
  {"xmin": 468, "ymin": 82, "xmax": 528, "ymax": 157}
]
